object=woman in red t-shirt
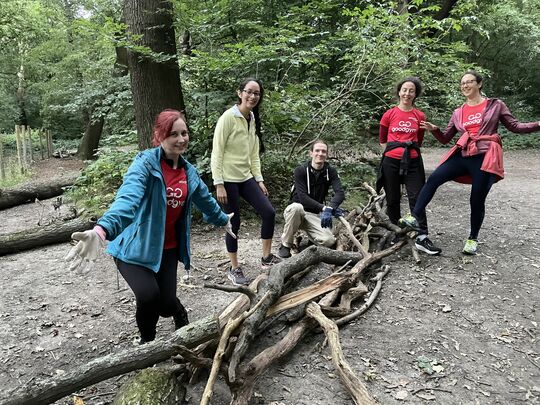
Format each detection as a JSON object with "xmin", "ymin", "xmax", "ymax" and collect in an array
[
  {"xmin": 66, "ymin": 110, "xmax": 235, "ymax": 344},
  {"xmin": 400, "ymin": 71, "xmax": 540, "ymax": 254},
  {"xmin": 378, "ymin": 77, "xmax": 441, "ymax": 255}
]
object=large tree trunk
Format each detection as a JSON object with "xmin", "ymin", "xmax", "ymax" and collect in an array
[
  {"xmin": 124, "ymin": 0, "xmax": 185, "ymax": 150},
  {"xmin": 0, "ymin": 317, "xmax": 219, "ymax": 405},
  {"xmin": 77, "ymin": 41, "xmax": 129, "ymax": 160},
  {"xmin": 0, "ymin": 174, "xmax": 78, "ymax": 210},
  {"xmin": 77, "ymin": 107, "xmax": 105, "ymax": 160},
  {"xmin": 0, "ymin": 216, "xmax": 94, "ymax": 256}
]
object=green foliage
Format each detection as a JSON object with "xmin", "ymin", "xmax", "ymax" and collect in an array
[{"xmin": 67, "ymin": 148, "xmax": 137, "ymax": 216}]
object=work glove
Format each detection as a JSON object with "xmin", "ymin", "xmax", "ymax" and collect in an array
[
  {"xmin": 320, "ymin": 207, "xmax": 333, "ymax": 228},
  {"xmin": 65, "ymin": 229, "xmax": 104, "ymax": 274},
  {"xmin": 333, "ymin": 207, "xmax": 345, "ymax": 217},
  {"xmin": 224, "ymin": 213, "xmax": 236, "ymax": 239}
]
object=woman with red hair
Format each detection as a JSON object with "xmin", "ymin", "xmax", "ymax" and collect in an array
[{"xmin": 66, "ymin": 109, "xmax": 234, "ymax": 344}]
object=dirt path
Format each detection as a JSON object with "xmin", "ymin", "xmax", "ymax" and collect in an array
[{"xmin": 0, "ymin": 149, "xmax": 538, "ymax": 404}]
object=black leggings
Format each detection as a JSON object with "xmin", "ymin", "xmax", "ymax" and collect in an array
[
  {"xmin": 413, "ymin": 152, "xmax": 497, "ymax": 240},
  {"xmin": 381, "ymin": 156, "xmax": 428, "ymax": 235},
  {"xmin": 116, "ymin": 249, "xmax": 182, "ymax": 342},
  {"xmin": 222, "ymin": 178, "xmax": 276, "ymax": 252}
]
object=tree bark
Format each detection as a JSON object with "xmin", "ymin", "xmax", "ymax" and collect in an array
[
  {"xmin": 77, "ymin": 107, "xmax": 105, "ymax": 160},
  {"xmin": 0, "ymin": 317, "xmax": 219, "ymax": 405},
  {"xmin": 433, "ymin": 0, "xmax": 458, "ymax": 20},
  {"xmin": 124, "ymin": 0, "xmax": 185, "ymax": 150},
  {"xmin": 0, "ymin": 216, "xmax": 94, "ymax": 256},
  {"xmin": 0, "ymin": 174, "xmax": 78, "ymax": 210}
]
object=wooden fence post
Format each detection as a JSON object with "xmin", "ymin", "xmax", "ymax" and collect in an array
[
  {"xmin": 27, "ymin": 126, "xmax": 34, "ymax": 163},
  {"xmin": 38, "ymin": 129, "xmax": 45, "ymax": 160},
  {"xmin": 47, "ymin": 130, "xmax": 53, "ymax": 158},
  {"xmin": 0, "ymin": 133, "xmax": 5, "ymax": 181},
  {"xmin": 15, "ymin": 125, "xmax": 25, "ymax": 173}
]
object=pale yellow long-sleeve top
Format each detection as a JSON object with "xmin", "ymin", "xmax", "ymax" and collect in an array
[{"xmin": 211, "ymin": 105, "xmax": 264, "ymax": 185}]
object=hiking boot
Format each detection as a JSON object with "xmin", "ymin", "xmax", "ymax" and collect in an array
[
  {"xmin": 415, "ymin": 237, "xmax": 442, "ymax": 255},
  {"xmin": 261, "ymin": 253, "xmax": 282, "ymax": 268},
  {"xmin": 227, "ymin": 266, "xmax": 249, "ymax": 286},
  {"xmin": 173, "ymin": 300, "xmax": 189, "ymax": 330},
  {"xmin": 399, "ymin": 213, "xmax": 421, "ymax": 231},
  {"xmin": 278, "ymin": 244, "xmax": 291, "ymax": 258},
  {"xmin": 462, "ymin": 239, "xmax": 478, "ymax": 255}
]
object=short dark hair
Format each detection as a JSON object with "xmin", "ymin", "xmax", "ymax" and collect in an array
[
  {"xmin": 462, "ymin": 70, "xmax": 483, "ymax": 90},
  {"xmin": 310, "ymin": 139, "xmax": 328, "ymax": 151},
  {"xmin": 395, "ymin": 76, "xmax": 423, "ymax": 102}
]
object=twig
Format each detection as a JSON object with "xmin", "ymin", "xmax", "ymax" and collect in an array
[
  {"xmin": 338, "ymin": 216, "xmax": 368, "ymax": 257},
  {"xmin": 204, "ymin": 283, "xmax": 256, "ymax": 301},
  {"xmin": 335, "ymin": 265, "xmax": 391, "ymax": 326},
  {"xmin": 412, "ymin": 387, "xmax": 452, "ymax": 395}
]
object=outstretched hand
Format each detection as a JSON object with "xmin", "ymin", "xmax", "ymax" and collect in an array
[
  {"xmin": 65, "ymin": 229, "xmax": 104, "ymax": 274},
  {"xmin": 420, "ymin": 120, "xmax": 438, "ymax": 132},
  {"xmin": 224, "ymin": 212, "xmax": 236, "ymax": 239}
]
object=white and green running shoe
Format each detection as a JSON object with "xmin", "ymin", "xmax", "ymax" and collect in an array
[
  {"xmin": 399, "ymin": 213, "xmax": 421, "ymax": 231},
  {"xmin": 462, "ymin": 239, "xmax": 478, "ymax": 255}
]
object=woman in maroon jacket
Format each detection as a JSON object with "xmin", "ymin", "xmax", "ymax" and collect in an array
[{"xmin": 400, "ymin": 71, "xmax": 540, "ymax": 254}]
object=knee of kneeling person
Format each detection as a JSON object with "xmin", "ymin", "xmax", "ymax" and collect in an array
[
  {"xmin": 284, "ymin": 202, "xmax": 304, "ymax": 216},
  {"xmin": 316, "ymin": 234, "xmax": 336, "ymax": 248}
]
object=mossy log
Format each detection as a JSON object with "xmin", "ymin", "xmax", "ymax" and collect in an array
[
  {"xmin": 0, "ymin": 174, "xmax": 79, "ymax": 210},
  {"xmin": 112, "ymin": 368, "xmax": 186, "ymax": 405},
  {"xmin": 0, "ymin": 317, "xmax": 219, "ymax": 405}
]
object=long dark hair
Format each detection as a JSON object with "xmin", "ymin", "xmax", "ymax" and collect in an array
[{"xmin": 237, "ymin": 77, "xmax": 265, "ymax": 153}]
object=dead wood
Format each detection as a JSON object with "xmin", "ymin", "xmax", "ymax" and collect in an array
[
  {"xmin": 0, "ymin": 216, "xmax": 95, "ymax": 256},
  {"xmin": 227, "ymin": 247, "xmax": 364, "ymax": 383},
  {"xmin": 0, "ymin": 174, "xmax": 78, "ymax": 210},
  {"xmin": 0, "ymin": 317, "xmax": 220, "ymax": 405},
  {"xmin": 200, "ymin": 292, "xmax": 270, "ymax": 405},
  {"xmin": 306, "ymin": 302, "xmax": 377, "ymax": 405}
]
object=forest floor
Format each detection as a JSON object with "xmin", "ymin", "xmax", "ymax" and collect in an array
[{"xmin": 0, "ymin": 148, "xmax": 538, "ymax": 405}]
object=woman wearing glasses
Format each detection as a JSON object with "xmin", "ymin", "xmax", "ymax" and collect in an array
[
  {"xmin": 400, "ymin": 71, "xmax": 540, "ymax": 254},
  {"xmin": 211, "ymin": 78, "xmax": 281, "ymax": 286}
]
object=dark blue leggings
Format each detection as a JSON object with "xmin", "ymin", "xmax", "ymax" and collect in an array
[
  {"xmin": 223, "ymin": 178, "xmax": 276, "ymax": 252},
  {"xmin": 413, "ymin": 152, "xmax": 496, "ymax": 240},
  {"xmin": 116, "ymin": 249, "xmax": 182, "ymax": 342}
]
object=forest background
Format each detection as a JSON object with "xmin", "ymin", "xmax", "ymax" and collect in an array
[{"xmin": 0, "ymin": 0, "xmax": 539, "ymax": 213}]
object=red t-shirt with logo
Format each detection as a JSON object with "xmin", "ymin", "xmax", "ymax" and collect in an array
[
  {"xmin": 461, "ymin": 99, "xmax": 487, "ymax": 136},
  {"xmin": 161, "ymin": 160, "xmax": 188, "ymax": 249},
  {"xmin": 380, "ymin": 106, "xmax": 425, "ymax": 159}
]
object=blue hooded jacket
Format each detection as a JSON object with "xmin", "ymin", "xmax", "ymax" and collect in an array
[{"xmin": 97, "ymin": 147, "xmax": 228, "ymax": 272}]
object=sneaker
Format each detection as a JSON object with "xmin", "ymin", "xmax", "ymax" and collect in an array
[
  {"xmin": 278, "ymin": 244, "xmax": 291, "ymax": 258},
  {"xmin": 173, "ymin": 300, "xmax": 189, "ymax": 330},
  {"xmin": 399, "ymin": 213, "xmax": 421, "ymax": 231},
  {"xmin": 415, "ymin": 237, "xmax": 442, "ymax": 255},
  {"xmin": 463, "ymin": 239, "xmax": 478, "ymax": 255},
  {"xmin": 227, "ymin": 266, "xmax": 249, "ymax": 286},
  {"xmin": 261, "ymin": 253, "xmax": 282, "ymax": 268}
]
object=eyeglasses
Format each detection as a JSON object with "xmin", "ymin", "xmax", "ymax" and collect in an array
[
  {"xmin": 242, "ymin": 89, "xmax": 261, "ymax": 97},
  {"xmin": 460, "ymin": 79, "xmax": 477, "ymax": 87}
]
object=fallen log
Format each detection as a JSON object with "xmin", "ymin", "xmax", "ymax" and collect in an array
[
  {"xmin": 0, "ymin": 174, "xmax": 79, "ymax": 210},
  {"xmin": 0, "ymin": 216, "xmax": 95, "ymax": 256},
  {"xmin": 0, "ymin": 316, "xmax": 219, "ymax": 405}
]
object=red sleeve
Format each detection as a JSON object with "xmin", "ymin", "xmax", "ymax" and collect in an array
[
  {"xmin": 379, "ymin": 125, "xmax": 389, "ymax": 144},
  {"xmin": 433, "ymin": 110, "xmax": 459, "ymax": 144},
  {"xmin": 498, "ymin": 101, "xmax": 540, "ymax": 134},
  {"xmin": 379, "ymin": 109, "xmax": 392, "ymax": 143}
]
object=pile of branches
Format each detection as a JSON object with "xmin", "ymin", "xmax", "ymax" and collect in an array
[{"xmin": 0, "ymin": 183, "xmax": 416, "ymax": 405}]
